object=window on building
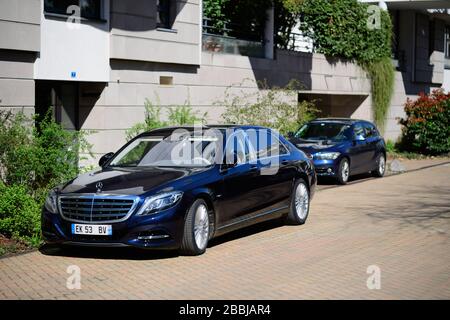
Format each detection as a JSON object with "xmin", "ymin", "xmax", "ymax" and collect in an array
[
  {"xmin": 445, "ymin": 26, "xmax": 450, "ymax": 59},
  {"xmin": 157, "ymin": 0, "xmax": 173, "ymax": 29},
  {"xmin": 44, "ymin": 0, "xmax": 102, "ymax": 20}
]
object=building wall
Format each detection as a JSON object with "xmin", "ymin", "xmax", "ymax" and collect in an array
[
  {"xmin": 80, "ymin": 50, "xmax": 372, "ymax": 164},
  {"xmin": 0, "ymin": 0, "xmax": 40, "ymax": 115},
  {"xmin": 34, "ymin": 0, "xmax": 110, "ymax": 82},
  {"xmin": 110, "ymin": 0, "xmax": 201, "ymax": 65}
]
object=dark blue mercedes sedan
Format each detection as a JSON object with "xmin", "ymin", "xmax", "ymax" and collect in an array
[
  {"xmin": 288, "ymin": 118, "xmax": 386, "ymax": 184},
  {"xmin": 42, "ymin": 125, "xmax": 316, "ymax": 255}
]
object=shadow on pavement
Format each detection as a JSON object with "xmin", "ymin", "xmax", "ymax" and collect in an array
[
  {"xmin": 39, "ymin": 219, "xmax": 288, "ymax": 259},
  {"xmin": 39, "ymin": 243, "xmax": 180, "ymax": 261}
]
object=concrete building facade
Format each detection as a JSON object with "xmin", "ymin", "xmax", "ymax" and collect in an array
[{"xmin": 0, "ymin": 0, "xmax": 449, "ymax": 165}]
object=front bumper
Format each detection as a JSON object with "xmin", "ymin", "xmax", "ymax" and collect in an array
[
  {"xmin": 312, "ymin": 159, "xmax": 340, "ymax": 177},
  {"xmin": 41, "ymin": 203, "xmax": 187, "ymax": 250}
]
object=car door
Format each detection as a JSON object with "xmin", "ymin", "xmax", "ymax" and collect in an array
[
  {"xmin": 362, "ymin": 122, "xmax": 379, "ymax": 171},
  {"xmin": 248, "ymin": 129, "xmax": 294, "ymax": 215},
  {"xmin": 349, "ymin": 122, "xmax": 372, "ymax": 174},
  {"xmin": 217, "ymin": 130, "xmax": 262, "ymax": 227}
]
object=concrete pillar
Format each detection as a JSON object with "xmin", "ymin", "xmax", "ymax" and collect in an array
[{"xmin": 264, "ymin": 4, "xmax": 275, "ymax": 60}]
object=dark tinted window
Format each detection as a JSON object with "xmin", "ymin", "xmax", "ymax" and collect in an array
[
  {"xmin": 44, "ymin": 0, "xmax": 102, "ymax": 20},
  {"xmin": 157, "ymin": 0, "xmax": 173, "ymax": 29},
  {"xmin": 295, "ymin": 122, "xmax": 352, "ymax": 141},
  {"xmin": 363, "ymin": 123, "xmax": 378, "ymax": 138},
  {"xmin": 353, "ymin": 123, "xmax": 366, "ymax": 139}
]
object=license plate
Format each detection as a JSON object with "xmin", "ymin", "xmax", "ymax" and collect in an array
[{"xmin": 71, "ymin": 224, "xmax": 112, "ymax": 236}]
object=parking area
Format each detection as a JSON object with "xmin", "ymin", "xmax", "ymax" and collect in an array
[{"xmin": 0, "ymin": 162, "xmax": 449, "ymax": 299}]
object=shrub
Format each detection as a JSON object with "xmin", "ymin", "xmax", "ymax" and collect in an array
[
  {"xmin": 126, "ymin": 98, "xmax": 207, "ymax": 141},
  {"xmin": 220, "ymin": 79, "xmax": 319, "ymax": 135},
  {"xmin": 398, "ymin": 89, "xmax": 450, "ymax": 155},
  {"xmin": 0, "ymin": 183, "xmax": 41, "ymax": 245},
  {"xmin": 0, "ymin": 110, "xmax": 93, "ymax": 200}
]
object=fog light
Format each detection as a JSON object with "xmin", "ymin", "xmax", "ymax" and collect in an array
[{"xmin": 327, "ymin": 168, "xmax": 333, "ymax": 173}]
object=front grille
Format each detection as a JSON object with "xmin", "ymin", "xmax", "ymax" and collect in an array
[{"xmin": 59, "ymin": 195, "xmax": 139, "ymax": 223}]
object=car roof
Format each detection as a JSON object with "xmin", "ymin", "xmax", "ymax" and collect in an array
[
  {"xmin": 140, "ymin": 124, "xmax": 271, "ymax": 136},
  {"xmin": 310, "ymin": 118, "xmax": 375, "ymax": 126}
]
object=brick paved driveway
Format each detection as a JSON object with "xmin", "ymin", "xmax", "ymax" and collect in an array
[{"xmin": 1, "ymin": 164, "xmax": 449, "ymax": 299}]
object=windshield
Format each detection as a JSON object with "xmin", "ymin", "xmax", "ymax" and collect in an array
[
  {"xmin": 295, "ymin": 122, "xmax": 352, "ymax": 141},
  {"xmin": 109, "ymin": 133, "xmax": 220, "ymax": 168}
]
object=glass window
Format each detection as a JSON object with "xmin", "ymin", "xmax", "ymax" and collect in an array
[
  {"xmin": 110, "ymin": 134, "xmax": 219, "ymax": 168},
  {"xmin": 224, "ymin": 131, "xmax": 248, "ymax": 165},
  {"xmin": 246, "ymin": 129, "xmax": 288, "ymax": 160},
  {"xmin": 295, "ymin": 122, "xmax": 353, "ymax": 141},
  {"xmin": 44, "ymin": 0, "xmax": 102, "ymax": 20},
  {"xmin": 363, "ymin": 123, "xmax": 378, "ymax": 138},
  {"xmin": 157, "ymin": 0, "xmax": 172, "ymax": 29},
  {"xmin": 353, "ymin": 124, "xmax": 366, "ymax": 140},
  {"xmin": 445, "ymin": 26, "xmax": 450, "ymax": 59}
]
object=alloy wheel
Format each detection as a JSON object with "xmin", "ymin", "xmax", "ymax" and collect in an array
[
  {"xmin": 294, "ymin": 183, "xmax": 309, "ymax": 220},
  {"xmin": 193, "ymin": 204, "xmax": 209, "ymax": 250},
  {"xmin": 379, "ymin": 155, "xmax": 386, "ymax": 175},
  {"xmin": 341, "ymin": 160, "xmax": 349, "ymax": 183}
]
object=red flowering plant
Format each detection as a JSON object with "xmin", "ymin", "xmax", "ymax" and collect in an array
[{"xmin": 398, "ymin": 89, "xmax": 450, "ymax": 155}]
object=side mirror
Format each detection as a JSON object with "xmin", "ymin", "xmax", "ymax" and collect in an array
[{"xmin": 99, "ymin": 152, "xmax": 114, "ymax": 167}]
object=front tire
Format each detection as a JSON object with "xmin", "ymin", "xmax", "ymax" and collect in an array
[
  {"xmin": 336, "ymin": 158, "xmax": 350, "ymax": 185},
  {"xmin": 372, "ymin": 153, "xmax": 386, "ymax": 178},
  {"xmin": 180, "ymin": 199, "xmax": 210, "ymax": 256},
  {"xmin": 286, "ymin": 179, "xmax": 310, "ymax": 225}
]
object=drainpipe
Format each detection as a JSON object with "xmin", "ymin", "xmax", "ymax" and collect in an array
[{"xmin": 264, "ymin": 4, "xmax": 275, "ymax": 59}]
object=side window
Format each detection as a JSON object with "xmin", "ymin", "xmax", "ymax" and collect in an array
[
  {"xmin": 252, "ymin": 130, "xmax": 289, "ymax": 159},
  {"xmin": 224, "ymin": 132, "xmax": 248, "ymax": 165},
  {"xmin": 363, "ymin": 123, "xmax": 378, "ymax": 138},
  {"xmin": 353, "ymin": 124, "xmax": 366, "ymax": 140}
]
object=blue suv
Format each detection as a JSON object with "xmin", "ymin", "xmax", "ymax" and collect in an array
[{"xmin": 289, "ymin": 118, "xmax": 386, "ymax": 184}]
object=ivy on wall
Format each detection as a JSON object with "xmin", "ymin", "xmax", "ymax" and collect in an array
[{"xmin": 296, "ymin": 0, "xmax": 395, "ymax": 132}]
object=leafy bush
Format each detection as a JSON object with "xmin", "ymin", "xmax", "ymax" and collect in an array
[
  {"xmin": 398, "ymin": 89, "xmax": 450, "ymax": 155},
  {"xmin": 220, "ymin": 79, "xmax": 319, "ymax": 135},
  {"xmin": 0, "ymin": 183, "xmax": 41, "ymax": 245},
  {"xmin": 0, "ymin": 110, "xmax": 93, "ymax": 200},
  {"xmin": 296, "ymin": 0, "xmax": 394, "ymax": 132},
  {"xmin": 126, "ymin": 98, "xmax": 207, "ymax": 141},
  {"xmin": 0, "ymin": 110, "xmax": 93, "ymax": 246}
]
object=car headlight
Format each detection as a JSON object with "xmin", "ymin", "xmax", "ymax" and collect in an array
[
  {"xmin": 136, "ymin": 191, "xmax": 183, "ymax": 216},
  {"xmin": 314, "ymin": 152, "xmax": 341, "ymax": 160},
  {"xmin": 44, "ymin": 189, "xmax": 58, "ymax": 214}
]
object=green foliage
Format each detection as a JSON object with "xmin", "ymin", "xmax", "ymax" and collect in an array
[
  {"xmin": 203, "ymin": 0, "xmax": 300, "ymax": 48},
  {"xmin": 126, "ymin": 98, "xmax": 208, "ymax": 141},
  {"xmin": 398, "ymin": 89, "xmax": 450, "ymax": 155},
  {"xmin": 220, "ymin": 79, "xmax": 319, "ymax": 135},
  {"xmin": 0, "ymin": 183, "xmax": 41, "ymax": 245},
  {"xmin": 0, "ymin": 110, "xmax": 93, "ymax": 200},
  {"xmin": 0, "ymin": 110, "xmax": 93, "ymax": 247},
  {"xmin": 296, "ymin": 0, "xmax": 395, "ymax": 131},
  {"xmin": 361, "ymin": 57, "xmax": 395, "ymax": 133},
  {"xmin": 203, "ymin": 0, "xmax": 230, "ymax": 31}
]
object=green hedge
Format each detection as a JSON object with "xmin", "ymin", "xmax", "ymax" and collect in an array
[
  {"xmin": 0, "ymin": 183, "xmax": 41, "ymax": 245},
  {"xmin": 399, "ymin": 90, "xmax": 450, "ymax": 155}
]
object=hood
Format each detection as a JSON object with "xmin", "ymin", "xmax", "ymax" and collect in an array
[
  {"xmin": 290, "ymin": 138, "xmax": 344, "ymax": 155},
  {"xmin": 59, "ymin": 166, "xmax": 208, "ymax": 196}
]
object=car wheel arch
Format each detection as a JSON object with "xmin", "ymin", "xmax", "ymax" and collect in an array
[{"xmin": 188, "ymin": 192, "xmax": 216, "ymax": 239}]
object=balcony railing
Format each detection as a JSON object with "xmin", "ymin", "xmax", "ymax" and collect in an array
[
  {"xmin": 279, "ymin": 32, "xmax": 315, "ymax": 53},
  {"xmin": 202, "ymin": 18, "xmax": 265, "ymax": 58}
]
